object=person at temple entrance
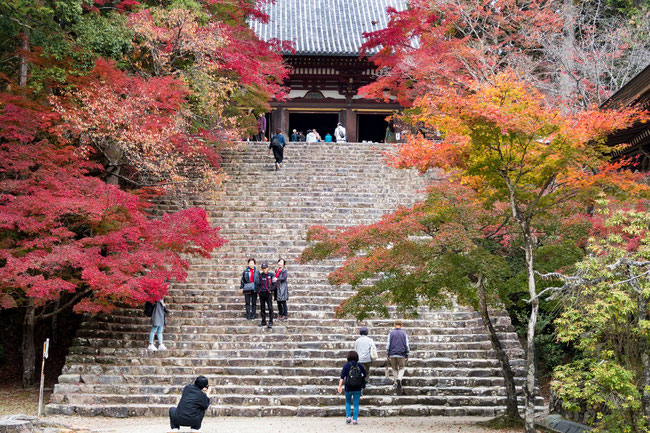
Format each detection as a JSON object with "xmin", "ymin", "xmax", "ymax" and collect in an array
[
  {"xmin": 324, "ymin": 132, "xmax": 333, "ymax": 142},
  {"xmin": 306, "ymin": 129, "xmax": 318, "ymax": 143},
  {"xmin": 291, "ymin": 129, "xmax": 298, "ymax": 141},
  {"xmin": 335, "ymin": 122, "xmax": 347, "ymax": 143}
]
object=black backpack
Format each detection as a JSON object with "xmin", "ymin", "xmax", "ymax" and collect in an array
[
  {"xmin": 144, "ymin": 301, "xmax": 154, "ymax": 317},
  {"xmin": 346, "ymin": 363, "xmax": 365, "ymax": 388},
  {"xmin": 270, "ymin": 136, "xmax": 281, "ymax": 148}
]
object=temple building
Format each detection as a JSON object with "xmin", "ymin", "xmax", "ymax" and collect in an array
[
  {"xmin": 251, "ymin": 0, "xmax": 406, "ymax": 142},
  {"xmin": 603, "ymin": 63, "xmax": 650, "ymax": 170}
]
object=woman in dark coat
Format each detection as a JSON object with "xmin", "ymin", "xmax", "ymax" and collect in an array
[
  {"xmin": 241, "ymin": 258, "xmax": 260, "ymax": 320},
  {"xmin": 273, "ymin": 258, "xmax": 289, "ymax": 320}
]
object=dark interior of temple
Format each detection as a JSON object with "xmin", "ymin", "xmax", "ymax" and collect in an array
[
  {"xmin": 288, "ymin": 113, "xmax": 339, "ymax": 139},
  {"xmin": 357, "ymin": 114, "xmax": 389, "ymax": 143}
]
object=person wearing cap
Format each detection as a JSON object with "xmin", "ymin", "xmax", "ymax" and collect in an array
[
  {"xmin": 334, "ymin": 122, "xmax": 347, "ymax": 143},
  {"xmin": 169, "ymin": 375, "xmax": 211, "ymax": 432},
  {"xmin": 386, "ymin": 319, "xmax": 410, "ymax": 392},
  {"xmin": 354, "ymin": 327, "xmax": 378, "ymax": 379},
  {"xmin": 257, "ymin": 262, "xmax": 274, "ymax": 328}
]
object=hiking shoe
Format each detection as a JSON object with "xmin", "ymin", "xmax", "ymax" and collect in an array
[
  {"xmin": 352, "ymin": 420, "xmax": 358, "ymax": 425},
  {"xmin": 275, "ymin": 162, "xmax": 279, "ymax": 170},
  {"xmin": 147, "ymin": 344, "xmax": 157, "ymax": 351},
  {"xmin": 158, "ymin": 344, "xmax": 167, "ymax": 350},
  {"xmin": 396, "ymin": 380, "xmax": 402, "ymax": 389},
  {"xmin": 258, "ymin": 323, "xmax": 266, "ymax": 327},
  {"xmin": 346, "ymin": 418, "xmax": 351, "ymax": 424},
  {"xmin": 267, "ymin": 323, "xmax": 273, "ymax": 328}
]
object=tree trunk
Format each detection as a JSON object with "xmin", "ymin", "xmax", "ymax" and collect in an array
[
  {"xmin": 636, "ymin": 279, "xmax": 650, "ymax": 419},
  {"xmin": 477, "ymin": 275, "xmax": 521, "ymax": 420},
  {"xmin": 21, "ymin": 300, "xmax": 36, "ymax": 388},
  {"xmin": 558, "ymin": 0, "xmax": 577, "ymax": 105},
  {"xmin": 523, "ymin": 233, "xmax": 539, "ymax": 433},
  {"xmin": 18, "ymin": 30, "xmax": 29, "ymax": 87},
  {"xmin": 51, "ymin": 299, "xmax": 59, "ymax": 345}
]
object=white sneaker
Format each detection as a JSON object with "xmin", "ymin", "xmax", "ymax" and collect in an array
[
  {"xmin": 158, "ymin": 344, "xmax": 167, "ymax": 350},
  {"xmin": 147, "ymin": 344, "xmax": 157, "ymax": 351}
]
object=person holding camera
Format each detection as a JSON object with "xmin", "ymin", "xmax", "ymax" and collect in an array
[
  {"xmin": 169, "ymin": 375, "xmax": 211, "ymax": 432},
  {"xmin": 241, "ymin": 258, "xmax": 260, "ymax": 320}
]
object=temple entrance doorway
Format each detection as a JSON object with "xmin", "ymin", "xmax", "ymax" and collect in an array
[
  {"xmin": 289, "ymin": 112, "xmax": 339, "ymax": 139},
  {"xmin": 357, "ymin": 114, "xmax": 388, "ymax": 143}
]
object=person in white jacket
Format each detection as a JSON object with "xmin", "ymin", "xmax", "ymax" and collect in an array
[
  {"xmin": 306, "ymin": 129, "xmax": 318, "ymax": 143},
  {"xmin": 354, "ymin": 326, "xmax": 378, "ymax": 378},
  {"xmin": 334, "ymin": 122, "xmax": 347, "ymax": 143}
]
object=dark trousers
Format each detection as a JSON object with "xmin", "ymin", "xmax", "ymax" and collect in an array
[
  {"xmin": 259, "ymin": 292, "xmax": 274, "ymax": 324},
  {"xmin": 277, "ymin": 300, "xmax": 287, "ymax": 317},
  {"xmin": 244, "ymin": 292, "xmax": 257, "ymax": 318},
  {"xmin": 169, "ymin": 407, "xmax": 203, "ymax": 430},
  {"xmin": 272, "ymin": 145, "xmax": 284, "ymax": 163}
]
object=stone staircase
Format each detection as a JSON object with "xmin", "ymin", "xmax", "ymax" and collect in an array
[{"xmin": 46, "ymin": 142, "xmax": 545, "ymax": 417}]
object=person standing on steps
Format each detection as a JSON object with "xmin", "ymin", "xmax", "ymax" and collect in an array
[
  {"xmin": 385, "ymin": 120, "xmax": 397, "ymax": 143},
  {"xmin": 334, "ymin": 122, "xmax": 347, "ymax": 143},
  {"xmin": 386, "ymin": 319, "xmax": 410, "ymax": 392},
  {"xmin": 269, "ymin": 129, "xmax": 286, "ymax": 171},
  {"xmin": 305, "ymin": 129, "xmax": 317, "ymax": 143},
  {"xmin": 241, "ymin": 258, "xmax": 260, "ymax": 320},
  {"xmin": 273, "ymin": 258, "xmax": 288, "ymax": 320},
  {"xmin": 256, "ymin": 115, "xmax": 266, "ymax": 141},
  {"xmin": 147, "ymin": 298, "xmax": 168, "ymax": 351},
  {"xmin": 354, "ymin": 326, "xmax": 378, "ymax": 379},
  {"xmin": 338, "ymin": 350, "xmax": 366, "ymax": 425},
  {"xmin": 290, "ymin": 129, "xmax": 298, "ymax": 142},
  {"xmin": 169, "ymin": 375, "xmax": 211, "ymax": 432},
  {"xmin": 257, "ymin": 262, "xmax": 274, "ymax": 328}
]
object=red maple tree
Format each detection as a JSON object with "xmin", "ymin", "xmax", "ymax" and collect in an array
[{"xmin": 0, "ymin": 92, "xmax": 226, "ymax": 386}]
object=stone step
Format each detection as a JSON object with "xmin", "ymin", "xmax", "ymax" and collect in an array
[
  {"xmin": 54, "ymin": 375, "xmax": 533, "ymax": 394},
  {"xmin": 74, "ymin": 330, "xmax": 519, "ymax": 347},
  {"xmin": 51, "ymin": 392, "xmax": 544, "ymax": 409},
  {"xmin": 61, "ymin": 356, "xmax": 525, "ymax": 372},
  {"xmin": 70, "ymin": 340, "xmax": 525, "ymax": 359},
  {"xmin": 46, "ymin": 403, "xmax": 544, "ymax": 418}
]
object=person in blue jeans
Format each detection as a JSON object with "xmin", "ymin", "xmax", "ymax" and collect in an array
[
  {"xmin": 147, "ymin": 298, "xmax": 168, "ymax": 351},
  {"xmin": 338, "ymin": 350, "xmax": 366, "ymax": 425}
]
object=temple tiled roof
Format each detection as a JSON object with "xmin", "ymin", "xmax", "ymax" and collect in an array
[{"xmin": 250, "ymin": 0, "xmax": 408, "ymax": 56}]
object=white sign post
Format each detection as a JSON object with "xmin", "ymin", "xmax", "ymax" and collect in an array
[{"xmin": 37, "ymin": 338, "xmax": 49, "ymax": 417}]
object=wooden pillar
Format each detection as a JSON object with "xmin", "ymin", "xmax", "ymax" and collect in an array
[
  {"xmin": 271, "ymin": 108, "xmax": 289, "ymax": 135},
  {"xmin": 343, "ymin": 108, "xmax": 357, "ymax": 142}
]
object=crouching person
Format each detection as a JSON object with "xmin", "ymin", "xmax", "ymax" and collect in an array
[{"xmin": 169, "ymin": 376, "xmax": 211, "ymax": 432}]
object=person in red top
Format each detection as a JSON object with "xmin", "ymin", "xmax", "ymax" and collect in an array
[{"xmin": 240, "ymin": 258, "xmax": 260, "ymax": 320}]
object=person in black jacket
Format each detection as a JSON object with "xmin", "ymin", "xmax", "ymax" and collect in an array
[
  {"xmin": 268, "ymin": 129, "xmax": 286, "ymax": 170},
  {"xmin": 257, "ymin": 263, "xmax": 274, "ymax": 328},
  {"xmin": 240, "ymin": 258, "xmax": 260, "ymax": 320},
  {"xmin": 169, "ymin": 375, "xmax": 211, "ymax": 431}
]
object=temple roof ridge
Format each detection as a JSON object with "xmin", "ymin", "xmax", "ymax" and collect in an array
[{"xmin": 250, "ymin": 0, "xmax": 408, "ymax": 56}]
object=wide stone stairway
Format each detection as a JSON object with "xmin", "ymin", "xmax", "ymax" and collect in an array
[{"xmin": 47, "ymin": 142, "xmax": 544, "ymax": 417}]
